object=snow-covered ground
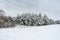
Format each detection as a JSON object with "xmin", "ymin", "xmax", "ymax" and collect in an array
[{"xmin": 0, "ymin": 24, "xmax": 60, "ymax": 40}]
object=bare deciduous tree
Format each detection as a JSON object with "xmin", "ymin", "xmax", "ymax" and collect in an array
[{"xmin": 0, "ymin": 10, "xmax": 5, "ymax": 16}]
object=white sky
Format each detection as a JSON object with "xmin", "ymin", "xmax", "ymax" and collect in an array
[{"xmin": 0, "ymin": 0, "xmax": 60, "ymax": 20}]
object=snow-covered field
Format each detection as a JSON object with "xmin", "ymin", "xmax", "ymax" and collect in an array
[{"xmin": 0, "ymin": 24, "xmax": 60, "ymax": 40}]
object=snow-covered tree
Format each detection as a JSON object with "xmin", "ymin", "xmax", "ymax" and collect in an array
[
  {"xmin": 16, "ymin": 13, "xmax": 44, "ymax": 26},
  {"xmin": 39, "ymin": 13, "xmax": 42, "ymax": 19},
  {"xmin": 55, "ymin": 20, "xmax": 60, "ymax": 24},
  {"xmin": 15, "ymin": 13, "xmax": 56, "ymax": 26},
  {"xmin": 43, "ymin": 15, "xmax": 50, "ymax": 25},
  {"xmin": 49, "ymin": 19, "xmax": 55, "ymax": 24}
]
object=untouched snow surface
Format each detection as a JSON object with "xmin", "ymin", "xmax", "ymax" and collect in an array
[{"xmin": 0, "ymin": 24, "xmax": 60, "ymax": 40}]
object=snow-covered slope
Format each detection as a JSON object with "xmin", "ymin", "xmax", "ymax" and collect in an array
[{"xmin": 0, "ymin": 24, "xmax": 60, "ymax": 40}]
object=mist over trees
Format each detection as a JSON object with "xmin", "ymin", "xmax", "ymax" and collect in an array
[{"xmin": 0, "ymin": 10, "xmax": 60, "ymax": 28}]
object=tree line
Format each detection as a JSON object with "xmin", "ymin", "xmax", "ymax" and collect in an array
[{"xmin": 0, "ymin": 10, "xmax": 60, "ymax": 28}]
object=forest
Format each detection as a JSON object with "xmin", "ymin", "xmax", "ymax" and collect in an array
[{"xmin": 0, "ymin": 10, "xmax": 60, "ymax": 28}]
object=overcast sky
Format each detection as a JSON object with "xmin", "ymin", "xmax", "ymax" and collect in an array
[{"xmin": 0, "ymin": 0, "xmax": 60, "ymax": 20}]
